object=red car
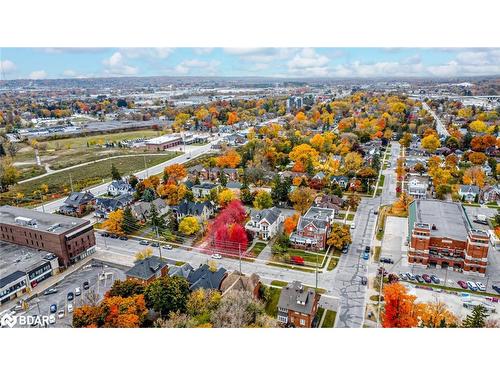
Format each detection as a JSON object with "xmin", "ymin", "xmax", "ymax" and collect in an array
[
  {"xmin": 422, "ymin": 274, "xmax": 432, "ymax": 283},
  {"xmin": 457, "ymin": 280, "xmax": 468, "ymax": 289},
  {"xmin": 290, "ymin": 256, "xmax": 304, "ymax": 265}
]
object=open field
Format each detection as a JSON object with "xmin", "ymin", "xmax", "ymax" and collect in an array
[{"xmin": 1, "ymin": 153, "xmax": 179, "ymax": 205}]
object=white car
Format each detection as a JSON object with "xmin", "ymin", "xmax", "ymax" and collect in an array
[
  {"xmin": 475, "ymin": 282, "xmax": 486, "ymax": 291},
  {"xmin": 49, "ymin": 314, "xmax": 56, "ymax": 324},
  {"xmin": 162, "ymin": 244, "xmax": 173, "ymax": 250},
  {"xmin": 350, "ymin": 223, "xmax": 356, "ymax": 229},
  {"xmin": 67, "ymin": 303, "xmax": 73, "ymax": 313},
  {"xmin": 57, "ymin": 310, "xmax": 65, "ymax": 319},
  {"xmin": 75, "ymin": 287, "xmax": 81, "ymax": 296},
  {"xmin": 211, "ymin": 253, "xmax": 222, "ymax": 260}
]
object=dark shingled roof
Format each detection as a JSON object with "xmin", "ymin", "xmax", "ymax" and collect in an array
[
  {"xmin": 0, "ymin": 270, "xmax": 26, "ymax": 289},
  {"xmin": 187, "ymin": 264, "xmax": 227, "ymax": 291},
  {"xmin": 125, "ymin": 256, "xmax": 170, "ymax": 280},
  {"xmin": 278, "ymin": 281, "xmax": 317, "ymax": 315}
]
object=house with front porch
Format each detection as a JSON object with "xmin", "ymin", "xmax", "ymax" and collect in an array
[
  {"xmin": 289, "ymin": 206, "xmax": 335, "ymax": 251},
  {"xmin": 245, "ymin": 207, "xmax": 283, "ymax": 241}
]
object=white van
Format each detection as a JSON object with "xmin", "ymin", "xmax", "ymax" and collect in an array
[
  {"xmin": 467, "ymin": 281, "xmax": 478, "ymax": 291},
  {"xmin": 475, "ymin": 282, "xmax": 486, "ymax": 291}
]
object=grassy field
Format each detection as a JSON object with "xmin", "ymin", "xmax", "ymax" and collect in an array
[
  {"xmin": 327, "ymin": 257, "xmax": 338, "ymax": 271},
  {"xmin": 250, "ymin": 242, "xmax": 267, "ymax": 257},
  {"xmin": 346, "ymin": 213, "xmax": 355, "ymax": 221},
  {"xmin": 270, "ymin": 280, "xmax": 288, "ymax": 287},
  {"xmin": 286, "ymin": 248, "xmax": 326, "ymax": 266},
  {"xmin": 266, "ymin": 261, "xmax": 317, "ymax": 273},
  {"xmin": 2, "ymin": 153, "xmax": 178, "ymax": 205},
  {"xmin": 321, "ymin": 310, "xmax": 336, "ymax": 328},
  {"xmin": 265, "ymin": 287, "xmax": 282, "ymax": 317},
  {"xmin": 373, "ymin": 246, "xmax": 381, "ymax": 262}
]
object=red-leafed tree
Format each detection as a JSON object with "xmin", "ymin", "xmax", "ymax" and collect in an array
[{"xmin": 210, "ymin": 200, "xmax": 247, "ymax": 254}]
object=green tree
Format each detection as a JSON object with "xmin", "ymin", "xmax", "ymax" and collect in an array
[
  {"xmin": 107, "ymin": 279, "xmax": 145, "ymax": 298},
  {"xmin": 462, "ymin": 305, "xmax": 488, "ymax": 328},
  {"xmin": 111, "ymin": 163, "xmax": 121, "ymax": 181},
  {"xmin": 219, "ymin": 172, "xmax": 228, "ymax": 187},
  {"xmin": 149, "ymin": 204, "xmax": 164, "ymax": 230},
  {"xmin": 253, "ymin": 190, "xmax": 273, "ymax": 209},
  {"xmin": 144, "ymin": 276, "xmax": 190, "ymax": 318},
  {"xmin": 121, "ymin": 206, "xmax": 137, "ymax": 234},
  {"xmin": 142, "ymin": 188, "xmax": 155, "ymax": 202}
]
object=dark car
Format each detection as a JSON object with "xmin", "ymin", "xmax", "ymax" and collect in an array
[
  {"xmin": 378, "ymin": 267, "xmax": 388, "ymax": 276},
  {"xmin": 422, "ymin": 274, "xmax": 432, "ymax": 283},
  {"xmin": 119, "ymin": 236, "xmax": 128, "ymax": 241},
  {"xmin": 492, "ymin": 285, "xmax": 500, "ymax": 294},
  {"xmin": 380, "ymin": 257, "xmax": 394, "ymax": 264},
  {"xmin": 67, "ymin": 292, "xmax": 74, "ymax": 301},
  {"xmin": 361, "ymin": 276, "xmax": 368, "ymax": 285},
  {"xmin": 457, "ymin": 280, "xmax": 468, "ymax": 289},
  {"xmin": 341, "ymin": 244, "xmax": 350, "ymax": 254},
  {"xmin": 50, "ymin": 304, "xmax": 57, "ymax": 313},
  {"xmin": 43, "ymin": 288, "xmax": 58, "ymax": 296},
  {"xmin": 101, "ymin": 232, "xmax": 110, "ymax": 237},
  {"xmin": 151, "ymin": 242, "xmax": 160, "ymax": 248},
  {"xmin": 415, "ymin": 275, "xmax": 424, "ymax": 283},
  {"xmin": 139, "ymin": 240, "xmax": 149, "ymax": 245},
  {"xmin": 83, "ymin": 281, "xmax": 90, "ymax": 290},
  {"xmin": 430, "ymin": 275, "xmax": 440, "ymax": 284},
  {"xmin": 373, "ymin": 211, "xmax": 378, "ymax": 215},
  {"xmin": 365, "ymin": 246, "xmax": 371, "ymax": 252},
  {"xmin": 109, "ymin": 233, "xmax": 119, "ymax": 239}
]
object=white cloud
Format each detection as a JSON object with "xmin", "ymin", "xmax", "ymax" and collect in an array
[
  {"xmin": 42, "ymin": 48, "xmax": 108, "ymax": 54},
  {"xmin": 224, "ymin": 48, "xmax": 297, "ymax": 63},
  {"xmin": 0, "ymin": 60, "xmax": 16, "ymax": 73},
  {"xmin": 120, "ymin": 48, "xmax": 174, "ymax": 59},
  {"xmin": 102, "ymin": 52, "xmax": 138, "ymax": 76},
  {"xmin": 194, "ymin": 48, "xmax": 214, "ymax": 55},
  {"xmin": 62, "ymin": 69, "xmax": 77, "ymax": 77},
  {"xmin": 29, "ymin": 70, "xmax": 48, "ymax": 79},
  {"xmin": 287, "ymin": 48, "xmax": 330, "ymax": 76},
  {"xmin": 174, "ymin": 59, "xmax": 220, "ymax": 75}
]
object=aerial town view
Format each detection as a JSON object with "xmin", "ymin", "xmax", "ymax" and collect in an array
[{"xmin": 1, "ymin": 47, "xmax": 499, "ymax": 331}]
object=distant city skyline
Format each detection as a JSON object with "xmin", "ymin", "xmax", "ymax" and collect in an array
[{"xmin": 1, "ymin": 48, "xmax": 499, "ymax": 80}]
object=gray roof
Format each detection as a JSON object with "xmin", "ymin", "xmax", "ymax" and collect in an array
[
  {"xmin": 187, "ymin": 264, "xmax": 227, "ymax": 291},
  {"xmin": 63, "ymin": 191, "xmax": 95, "ymax": 207},
  {"xmin": 411, "ymin": 200, "xmax": 469, "ymax": 241},
  {"xmin": 168, "ymin": 263, "xmax": 194, "ymax": 278},
  {"xmin": 278, "ymin": 281, "xmax": 317, "ymax": 315},
  {"xmin": 0, "ymin": 205, "xmax": 89, "ymax": 234},
  {"xmin": 193, "ymin": 182, "xmax": 219, "ymax": 190},
  {"xmin": 250, "ymin": 207, "xmax": 281, "ymax": 226},
  {"xmin": 297, "ymin": 206, "xmax": 334, "ymax": 232},
  {"xmin": 125, "ymin": 256, "xmax": 170, "ymax": 280},
  {"xmin": 226, "ymin": 181, "xmax": 242, "ymax": 189},
  {"xmin": 174, "ymin": 200, "xmax": 213, "ymax": 217},
  {"xmin": 0, "ymin": 270, "xmax": 26, "ymax": 289},
  {"xmin": 459, "ymin": 185, "xmax": 480, "ymax": 195},
  {"xmin": 109, "ymin": 180, "xmax": 133, "ymax": 190}
]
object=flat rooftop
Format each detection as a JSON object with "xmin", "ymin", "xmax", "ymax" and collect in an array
[
  {"xmin": 304, "ymin": 206, "xmax": 335, "ymax": 221},
  {"xmin": 145, "ymin": 134, "xmax": 182, "ymax": 145},
  {"xmin": 0, "ymin": 205, "xmax": 89, "ymax": 234},
  {"xmin": 0, "ymin": 240, "xmax": 55, "ymax": 280},
  {"xmin": 411, "ymin": 200, "xmax": 469, "ymax": 241}
]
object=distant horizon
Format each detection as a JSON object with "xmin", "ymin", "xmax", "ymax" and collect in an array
[{"xmin": 1, "ymin": 48, "xmax": 500, "ymax": 81}]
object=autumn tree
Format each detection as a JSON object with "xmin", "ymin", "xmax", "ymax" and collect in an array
[
  {"xmin": 382, "ymin": 283, "xmax": 418, "ymax": 328},
  {"xmin": 158, "ymin": 182, "xmax": 187, "ymax": 205},
  {"xmin": 421, "ymin": 134, "xmax": 441, "ymax": 153},
  {"xmin": 102, "ymin": 209, "xmax": 124, "ymax": 235},
  {"xmin": 289, "ymin": 143, "xmax": 319, "ymax": 168},
  {"xmin": 468, "ymin": 151, "xmax": 487, "ymax": 165},
  {"xmin": 253, "ymin": 190, "xmax": 273, "ymax": 210},
  {"xmin": 0, "ymin": 157, "xmax": 20, "ymax": 192},
  {"xmin": 469, "ymin": 120, "xmax": 487, "ymax": 133},
  {"xmin": 416, "ymin": 300, "xmax": 458, "ymax": 328},
  {"xmin": 463, "ymin": 166, "xmax": 485, "ymax": 188},
  {"xmin": 283, "ymin": 213, "xmax": 300, "ymax": 235},
  {"xmin": 391, "ymin": 192, "xmax": 414, "ymax": 215},
  {"xmin": 179, "ymin": 216, "xmax": 200, "ymax": 235},
  {"xmin": 135, "ymin": 247, "xmax": 153, "ymax": 261},
  {"xmin": 218, "ymin": 188, "xmax": 236, "ymax": 207},
  {"xmin": 216, "ymin": 149, "xmax": 241, "ymax": 168},
  {"xmin": 399, "ymin": 133, "xmax": 412, "ymax": 148},
  {"xmin": 327, "ymin": 223, "xmax": 352, "ymax": 251},
  {"xmin": 289, "ymin": 187, "xmax": 315, "ymax": 214},
  {"xmin": 163, "ymin": 163, "xmax": 187, "ymax": 182},
  {"xmin": 343, "ymin": 152, "xmax": 363, "ymax": 172},
  {"xmin": 106, "ymin": 279, "xmax": 145, "ymax": 298}
]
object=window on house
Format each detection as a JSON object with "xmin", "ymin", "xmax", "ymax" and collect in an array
[{"xmin": 300, "ymin": 319, "xmax": 305, "ymax": 326}]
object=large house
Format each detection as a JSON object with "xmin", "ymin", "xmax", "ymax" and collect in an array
[
  {"xmin": 125, "ymin": 256, "xmax": 170, "ymax": 284},
  {"xmin": 187, "ymin": 264, "xmax": 227, "ymax": 291},
  {"xmin": 406, "ymin": 175, "xmax": 429, "ymax": 199},
  {"xmin": 290, "ymin": 206, "xmax": 335, "ymax": 250},
  {"xmin": 192, "ymin": 182, "xmax": 220, "ymax": 199},
  {"xmin": 131, "ymin": 198, "xmax": 168, "ymax": 221},
  {"xmin": 277, "ymin": 281, "xmax": 319, "ymax": 328},
  {"xmin": 220, "ymin": 271, "xmax": 261, "ymax": 299},
  {"xmin": 172, "ymin": 200, "xmax": 215, "ymax": 223},
  {"xmin": 314, "ymin": 194, "xmax": 345, "ymax": 212},
  {"xmin": 330, "ymin": 176, "xmax": 350, "ymax": 189},
  {"xmin": 107, "ymin": 180, "xmax": 134, "ymax": 196},
  {"xmin": 94, "ymin": 194, "xmax": 133, "ymax": 218},
  {"xmin": 458, "ymin": 185, "xmax": 480, "ymax": 202},
  {"xmin": 59, "ymin": 191, "xmax": 95, "ymax": 217},
  {"xmin": 188, "ymin": 166, "xmax": 239, "ymax": 181},
  {"xmin": 481, "ymin": 185, "xmax": 500, "ymax": 204},
  {"xmin": 245, "ymin": 207, "xmax": 283, "ymax": 241}
]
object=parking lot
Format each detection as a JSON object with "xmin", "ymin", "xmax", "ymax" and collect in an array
[{"xmin": 15, "ymin": 260, "xmax": 126, "ymax": 328}]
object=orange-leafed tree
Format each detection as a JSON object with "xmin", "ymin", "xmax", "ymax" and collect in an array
[
  {"xmin": 382, "ymin": 283, "xmax": 418, "ymax": 328},
  {"xmin": 283, "ymin": 213, "xmax": 300, "ymax": 235},
  {"xmin": 216, "ymin": 149, "xmax": 241, "ymax": 168},
  {"xmin": 143, "ymin": 175, "xmax": 161, "ymax": 189},
  {"xmin": 158, "ymin": 183, "xmax": 187, "ymax": 205},
  {"xmin": 227, "ymin": 111, "xmax": 240, "ymax": 125},
  {"xmin": 295, "ymin": 111, "xmax": 307, "ymax": 122},
  {"xmin": 102, "ymin": 209, "xmax": 124, "ymax": 235},
  {"xmin": 163, "ymin": 163, "xmax": 187, "ymax": 182},
  {"xmin": 468, "ymin": 151, "xmax": 487, "ymax": 165},
  {"xmin": 416, "ymin": 300, "xmax": 458, "ymax": 328},
  {"xmin": 463, "ymin": 166, "xmax": 486, "ymax": 188}
]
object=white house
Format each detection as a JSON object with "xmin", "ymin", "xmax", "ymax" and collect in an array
[
  {"xmin": 406, "ymin": 175, "xmax": 428, "ymax": 199},
  {"xmin": 245, "ymin": 207, "xmax": 283, "ymax": 241},
  {"xmin": 108, "ymin": 180, "xmax": 134, "ymax": 197}
]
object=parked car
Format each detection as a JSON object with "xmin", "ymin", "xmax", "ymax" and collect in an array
[
  {"xmin": 341, "ymin": 244, "xmax": 349, "ymax": 254},
  {"xmin": 430, "ymin": 275, "xmax": 440, "ymax": 284},
  {"xmin": 83, "ymin": 281, "xmax": 90, "ymax": 290},
  {"xmin": 373, "ymin": 210, "xmax": 378, "ymax": 215},
  {"xmin": 211, "ymin": 253, "xmax": 222, "ymax": 260},
  {"xmin": 67, "ymin": 304, "xmax": 73, "ymax": 313},
  {"xmin": 43, "ymin": 288, "xmax": 58, "ymax": 296},
  {"xmin": 467, "ymin": 281, "xmax": 478, "ymax": 291},
  {"xmin": 100, "ymin": 232, "xmax": 110, "ymax": 237},
  {"xmin": 422, "ymin": 274, "xmax": 432, "ymax": 283},
  {"xmin": 119, "ymin": 236, "xmax": 128, "ymax": 241},
  {"xmin": 49, "ymin": 314, "xmax": 56, "ymax": 325},
  {"xmin": 415, "ymin": 275, "xmax": 424, "ymax": 283},
  {"xmin": 378, "ymin": 267, "xmax": 388, "ymax": 276},
  {"xmin": 50, "ymin": 304, "xmax": 57, "ymax": 313},
  {"xmin": 457, "ymin": 280, "xmax": 468, "ymax": 289},
  {"xmin": 75, "ymin": 287, "xmax": 81, "ymax": 296},
  {"xmin": 398, "ymin": 273, "xmax": 408, "ymax": 281},
  {"xmin": 365, "ymin": 246, "xmax": 371, "ymax": 252},
  {"xmin": 57, "ymin": 310, "xmax": 65, "ymax": 319},
  {"xmin": 380, "ymin": 257, "xmax": 394, "ymax": 264},
  {"xmin": 350, "ymin": 223, "xmax": 356, "ymax": 230},
  {"xmin": 151, "ymin": 242, "xmax": 160, "ymax": 248},
  {"xmin": 162, "ymin": 244, "xmax": 173, "ymax": 250},
  {"xmin": 109, "ymin": 233, "xmax": 119, "ymax": 239},
  {"xmin": 492, "ymin": 285, "xmax": 500, "ymax": 294},
  {"xmin": 362, "ymin": 251, "xmax": 369, "ymax": 260},
  {"xmin": 139, "ymin": 240, "xmax": 149, "ymax": 245},
  {"xmin": 406, "ymin": 273, "xmax": 416, "ymax": 281},
  {"xmin": 476, "ymin": 282, "xmax": 486, "ymax": 291},
  {"xmin": 67, "ymin": 292, "xmax": 74, "ymax": 301},
  {"xmin": 361, "ymin": 276, "xmax": 368, "ymax": 285}
]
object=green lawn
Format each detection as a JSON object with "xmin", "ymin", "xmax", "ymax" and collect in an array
[
  {"xmin": 286, "ymin": 248, "xmax": 325, "ymax": 266},
  {"xmin": 321, "ymin": 310, "xmax": 336, "ymax": 328},
  {"xmin": 265, "ymin": 287, "xmax": 282, "ymax": 317},
  {"xmin": 2, "ymin": 153, "xmax": 179, "ymax": 205},
  {"xmin": 327, "ymin": 257, "xmax": 338, "ymax": 271},
  {"xmin": 377, "ymin": 174, "xmax": 385, "ymax": 188},
  {"xmin": 266, "ymin": 261, "xmax": 317, "ymax": 273},
  {"xmin": 316, "ymin": 307, "xmax": 325, "ymax": 325},
  {"xmin": 251, "ymin": 242, "xmax": 267, "ymax": 257},
  {"xmin": 374, "ymin": 246, "xmax": 381, "ymax": 262},
  {"xmin": 376, "ymin": 188, "xmax": 383, "ymax": 196},
  {"xmin": 270, "ymin": 280, "xmax": 288, "ymax": 287},
  {"xmin": 346, "ymin": 213, "xmax": 355, "ymax": 221}
]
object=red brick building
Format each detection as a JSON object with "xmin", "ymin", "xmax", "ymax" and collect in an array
[
  {"xmin": 0, "ymin": 205, "xmax": 96, "ymax": 267},
  {"xmin": 277, "ymin": 281, "xmax": 319, "ymax": 328},
  {"xmin": 408, "ymin": 200, "xmax": 489, "ymax": 276}
]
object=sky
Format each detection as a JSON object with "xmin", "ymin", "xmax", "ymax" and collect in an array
[{"xmin": 1, "ymin": 48, "xmax": 500, "ymax": 80}]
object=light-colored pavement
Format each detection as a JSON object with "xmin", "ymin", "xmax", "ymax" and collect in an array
[
  {"xmin": 422, "ymin": 101, "xmax": 449, "ymax": 137},
  {"xmin": 34, "ymin": 136, "xmax": 226, "ymax": 213}
]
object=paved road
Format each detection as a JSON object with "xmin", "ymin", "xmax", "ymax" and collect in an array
[
  {"xmin": 422, "ymin": 102, "xmax": 449, "ymax": 137},
  {"xmin": 333, "ymin": 142, "xmax": 400, "ymax": 327},
  {"xmin": 34, "ymin": 136, "xmax": 226, "ymax": 213}
]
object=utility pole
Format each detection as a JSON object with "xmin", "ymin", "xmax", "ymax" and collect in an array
[
  {"xmin": 39, "ymin": 192, "xmax": 45, "ymax": 213},
  {"xmin": 315, "ymin": 249, "xmax": 319, "ymax": 291},
  {"xmin": 144, "ymin": 155, "xmax": 148, "ymax": 178},
  {"xmin": 69, "ymin": 173, "xmax": 74, "ymax": 192},
  {"xmin": 238, "ymin": 243, "xmax": 242, "ymax": 274},
  {"xmin": 155, "ymin": 226, "xmax": 162, "ymax": 260}
]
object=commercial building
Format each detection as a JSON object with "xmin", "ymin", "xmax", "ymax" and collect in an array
[
  {"xmin": 0, "ymin": 205, "xmax": 96, "ymax": 267},
  {"xmin": 0, "ymin": 242, "xmax": 60, "ymax": 305},
  {"xmin": 145, "ymin": 134, "xmax": 183, "ymax": 151},
  {"xmin": 408, "ymin": 200, "xmax": 490, "ymax": 276}
]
